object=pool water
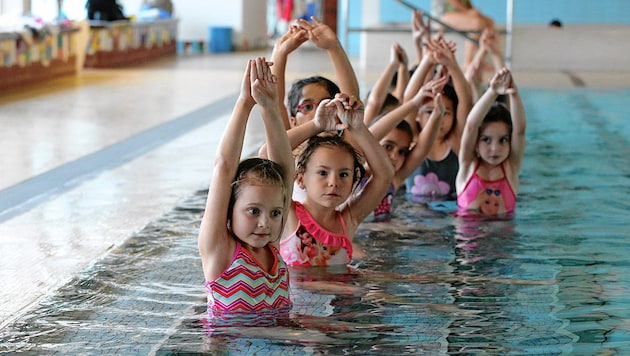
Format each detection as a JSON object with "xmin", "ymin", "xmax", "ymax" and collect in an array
[{"xmin": 1, "ymin": 88, "xmax": 629, "ymax": 354}]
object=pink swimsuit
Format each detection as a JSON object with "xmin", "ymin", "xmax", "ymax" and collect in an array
[
  {"xmin": 205, "ymin": 241, "xmax": 292, "ymax": 318},
  {"xmin": 280, "ymin": 201, "xmax": 352, "ymax": 267},
  {"xmin": 457, "ymin": 163, "xmax": 516, "ymax": 217}
]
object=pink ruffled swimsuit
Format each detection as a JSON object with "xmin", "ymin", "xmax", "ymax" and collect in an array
[
  {"xmin": 280, "ymin": 201, "xmax": 352, "ymax": 267},
  {"xmin": 457, "ymin": 163, "xmax": 516, "ymax": 217}
]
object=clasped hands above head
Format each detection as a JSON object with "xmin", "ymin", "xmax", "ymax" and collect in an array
[{"xmin": 313, "ymin": 93, "xmax": 364, "ymax": 132}]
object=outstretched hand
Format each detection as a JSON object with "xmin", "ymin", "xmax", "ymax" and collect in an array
[
  {"xmin": 296, "ymin": 16, "xmax": 338, "ymax": 50},
  {"xmin": 250, "ymin": 57, "xmax": 278, "ymax": 107},
  {"xmin": 489, "ymin": 68, "xmax": 516, "ymax": 95}
]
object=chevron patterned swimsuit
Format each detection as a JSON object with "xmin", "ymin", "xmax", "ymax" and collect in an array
[{"xmin": 205, "ymin": 240, "xmax": 292, "ymax": 318}]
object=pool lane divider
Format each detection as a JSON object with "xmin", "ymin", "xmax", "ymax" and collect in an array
[{"xmin": 0, "ymin": 93, "xmax": 239, "ymax": 223}]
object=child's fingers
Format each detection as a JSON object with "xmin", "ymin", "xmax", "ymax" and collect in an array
[
  {"xmin": 348, "ymin": 94, "xmax": 358, "ymax": 107},
  {"xmin": 250, "ymin": 58, "xmax": 260, "ymax": 82},
  {"xmin": 297, "ymin": 18, "xmax": 314, "ymax": 30},
  {"xmin": 247, "ymin": 59, "xmax": 256, "ymax": 84},
  {"xmin": 257, "ymin": 57, "xmax": 266, "ymax": 79}
]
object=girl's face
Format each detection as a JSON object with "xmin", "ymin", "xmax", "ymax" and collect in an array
[
  {"xmin": 418, "ymin": 96, "xmax": 455, "ymax": 140},
  {"xmin": 230, "ymin": 182, "xmax": 285, "ymax": 249},
  {"xmin": 477, "ymin": 121, "xmax": 511, "ymax": 166},
  {"xmin": 379, "ymin": 128, "xmax": 411, "ymax": 172},
  {"xmin": 298, "ymin": 146, "xmax": 355, "ymax": 208},
  {"xmin": 292, "ymin": 83, "xmax": 332, "ymax": 127}
]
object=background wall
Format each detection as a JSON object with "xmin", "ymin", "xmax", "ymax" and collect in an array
[
  {"xmin": 376, "ymin": 0, "xmax": 630, "ymax": 25},
  {"xmin": 27, "ymin": 0, "xmax": 268, "ymax": 51},
  {"xmin": 351, "ymin": 0, "xmax": 630, "ymax": 71}
]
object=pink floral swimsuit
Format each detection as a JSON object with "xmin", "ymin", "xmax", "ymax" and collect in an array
[{"xmin": 280, "ymin": 201, "xmax": 352, "ymax": 267}]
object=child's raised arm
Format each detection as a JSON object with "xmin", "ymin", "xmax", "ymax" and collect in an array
[
  {"xmin": 364, "ymin": 42, "xmax": 406, "ymax": 126},
  {"xmin": 507, "ymin": 74, "xmax": 526, "ymax": 173},
  {"xmin": 257, "ymin": 98, "xmax": 344, "ymax": 158},
  {"xmin": 271, "ymin": 25, "xmax": 309, "ymax": 130},
  {"xmin": 370, "ymin": 75, "xmax": 448, "ymax": 142},
  {"xmin": 198, "ymin": 60, "xmax": 257, "ymax": 281},
  {"xmin": 425, "ymin": 38, "xmax": 473, "ymax": 153},
  {"xmin": 411, "ymin": 9, "xmax": 431, "ymax": 68},
  {"xmin": 251, "ymin": 57, "xmax": 295, "ymax": 212},
  {"xmin": 395, "ymin": 92, "xmax": 446, "ymax": 189},
  {"xmin": 338, "ymin": 95, "xmax": 395, "ymax": 228},
  {"xmin": 297, "ymin": 16, "xmax": 360, "ymax": 98},
  {"xmin": 457, "ymin": 68, "xmax": 514, "ymax": 188}
]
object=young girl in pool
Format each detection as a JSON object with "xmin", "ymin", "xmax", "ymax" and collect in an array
[
  {"xmin": 197, "ymin": 57, "xmax": 294, "ymax": 317},
  {"xmin": 363, "ymin": 75, "xmax": 448, "ymax": 221},
  {"xmin": 456, "ymin": 67, "xmax": 526, "ymax": 217},
  {"xmin": 404, "ymin": 37, "xmax": 473, "ymax": 202},
  {"xmin": 279, "ymin": 94, "xmax": 395, "ymax": 267},
  {"xmin": 271, "ymin": 16, "xmax": 359, "ymax": 129}
]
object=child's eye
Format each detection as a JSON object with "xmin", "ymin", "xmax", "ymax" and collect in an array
[
  {"xmin": 301, "ymin": 103, "xmax": 315, "ymax": 112},
  {"xmin": 317, "ymin": 170, "xmax": 328, "ymax": 176},
  {"xmin": 247, "ymin": 207, "xmax": 260, "ymax": 215},
  {"xmin": 481, "ymin": 137, "xmax": 491, "ymax": 144},
  {"xmin": 340, "ymin": 172, "xmax": 350, "ymax": 178},
  {"xmin": 383, "ymin": 143, "xmax": 394, "ymax": 151},
  {"xmin": 399, "ymin": 148, "xmax": 410, "ymax": 157},
  {"xmin": 500, "ymin": 137, "xmax": 510, "ymax": 144},
  {"xmin": 271, "ymin": 209, "xmax": 282, "ymax": 218},
  {"xmin": 297, "ymin": 100, "xmax": 321, "ymax": 114}
]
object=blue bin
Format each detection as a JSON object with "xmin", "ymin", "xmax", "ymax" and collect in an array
[{"xmin": 209, "ymin": 26, "xmax": 232, "ymax": 53}]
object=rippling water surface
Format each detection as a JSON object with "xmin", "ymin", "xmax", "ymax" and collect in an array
[{"xmin": 1, "ymin": 89, "xmax": 629, "ymax": 354}]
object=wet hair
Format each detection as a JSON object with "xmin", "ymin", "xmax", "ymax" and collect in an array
[
  {"xmin": 392, "ymin": 65, "xmax": 417, "ymax": 88},
  {"xmin": 287, "ymin": 76, "xmax": 339, "ymax": 117},
  {"xmin": 417, "ymin": 83, "xmax": 459, "ymax": 140},
  {"xmin": 296, "ymin": 135, "xmax": 366, "ymax": 184},
  {"xmin": 480, "ymin": 103, "xmax": 513, "ymax": 137},
  {"xmin": 396, "ymin": 120, "xmax": 413, "ymax": 142},
  {"xmin": 381, "ymin": 93, "xmax": 401, "ymax": 114},
  {"xmin": 228, "ymin": 157, "xmax": 288, "ymax": 241},
  {"xmin": 441, "ymin": 83, "xmax": 459, "ymax": 139}
]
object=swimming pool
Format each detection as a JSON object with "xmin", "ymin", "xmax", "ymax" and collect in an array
[{"xmin": 1, "ymin": 88, "xmax": 629, "ymax": 354}]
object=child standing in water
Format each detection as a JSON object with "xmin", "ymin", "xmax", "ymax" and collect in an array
[
  {"xmin": 404, "ymin": 37, "xmax": 473, "ymax": 201},
  {"xmin": 279, "ymin": 95, "xmax": 395, "ymax": 266},
  {"xmin": 363, "ymin": 76, "xmax": 448, "ymax": 221},
  {"xmin": 271, "ymin": 16, "xmax": 359, "ymax": 129},
  {"xmin": 456, "ymin": 68, "xmax": 526, "ymax": 217},
  {"xmin": 198, "ymin": 57, "xmax": 294, "ymax": 317}
]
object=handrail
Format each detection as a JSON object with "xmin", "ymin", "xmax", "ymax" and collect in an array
[
  {"xmin": 393, "ymin": 0, "xmax": 479, "ymax": 45},
  {"xmin": 505, "ymin": 0, "xmax": 514, "ymax": 69}
]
